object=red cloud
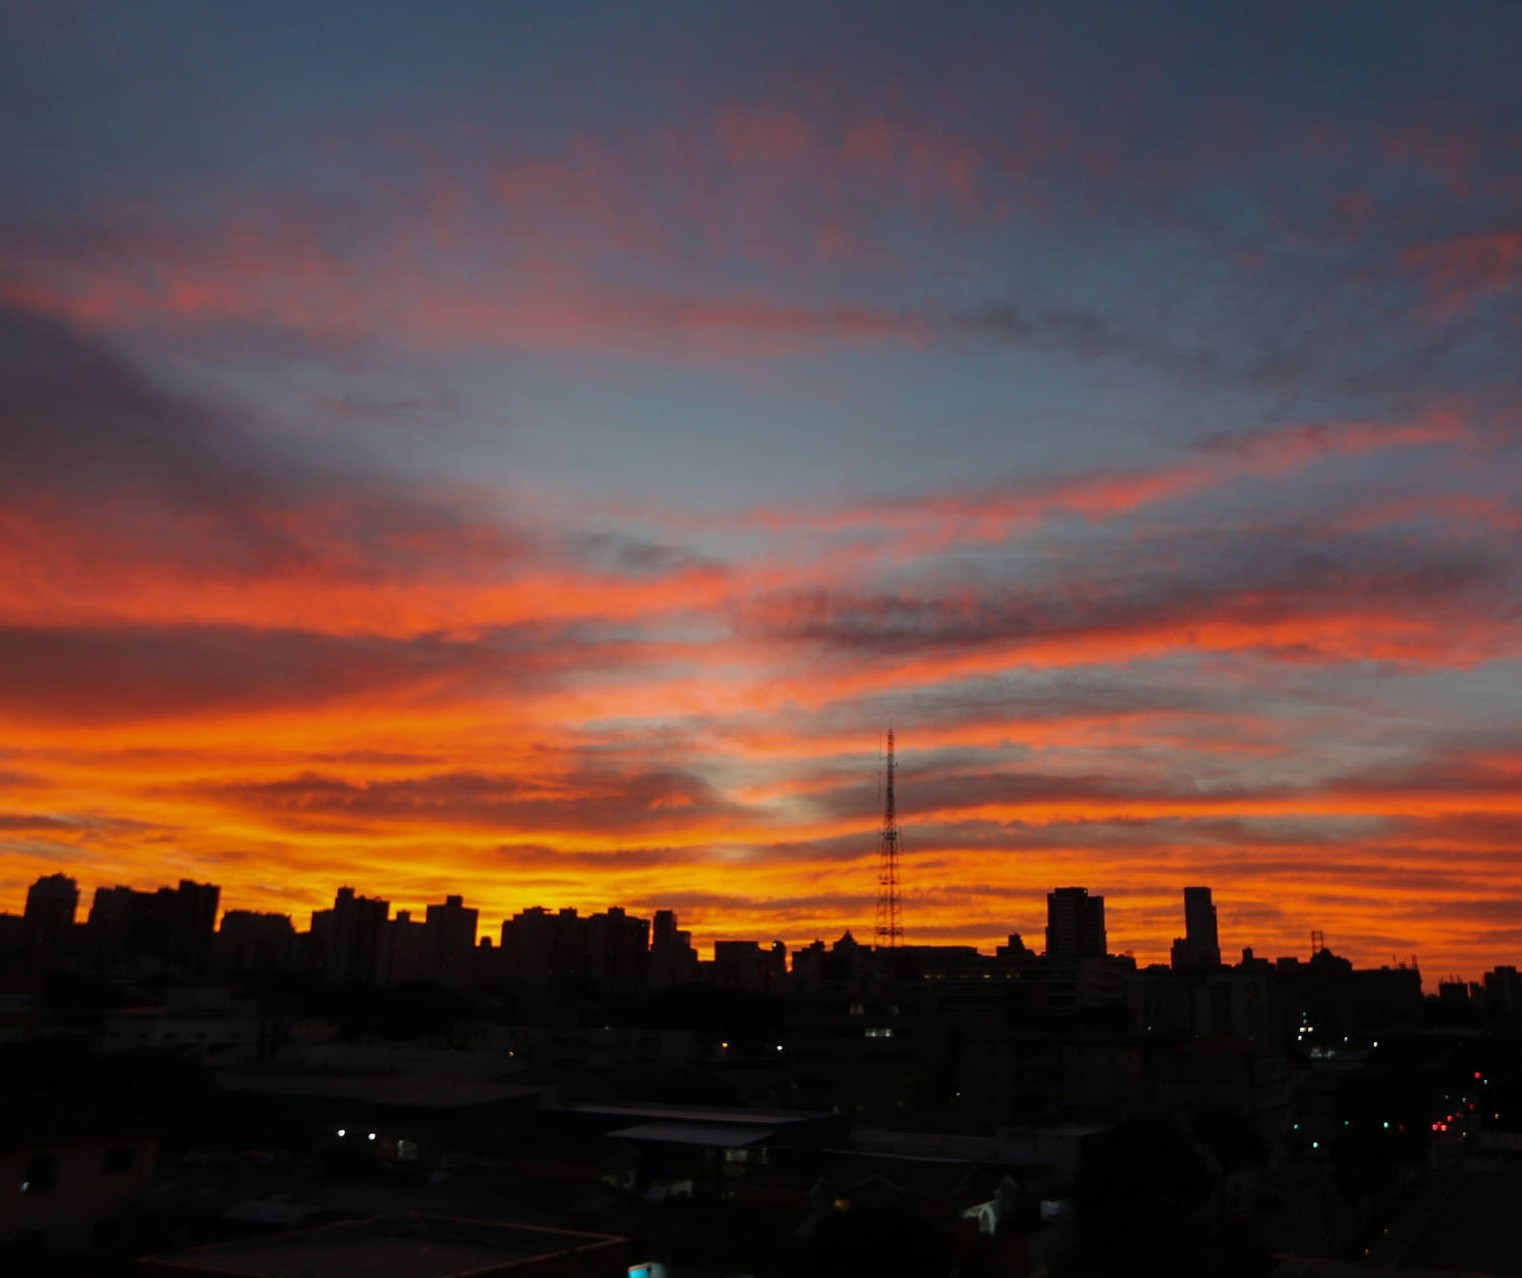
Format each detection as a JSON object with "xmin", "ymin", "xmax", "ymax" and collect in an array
[
  {"xmin": 1, "ymin": 101, "xmax": 1009, "ymax": 357},
  {"xmin": 1403, "ymin": 230, "xmax": 1522, "ymax": 311}
]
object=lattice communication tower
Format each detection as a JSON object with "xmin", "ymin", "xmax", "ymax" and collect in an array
[{"xmin": 875, "ymin": 729, "xmax": 903, "ymax": 949}]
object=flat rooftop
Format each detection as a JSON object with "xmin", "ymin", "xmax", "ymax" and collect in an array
[
  {"xmin": 219, "ymin": 1071, "xmax": 541, "ymax": 1109},
  {"xmin": 569, "ymin": 1101, "xmax": 829, "ymax": 1126},
  {"xmin": 141, "ymin": 1212, "xmax": 626, "ymax": 1277}
]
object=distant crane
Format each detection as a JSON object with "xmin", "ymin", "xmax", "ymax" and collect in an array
[{"xmin": 875, "ymin": 729, "xmax": 903, "ymax": 949}]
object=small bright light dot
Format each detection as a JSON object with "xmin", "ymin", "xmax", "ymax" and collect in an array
[
  {"xmin": 1312, "ymin": 1141, "xmax": 1319, "ymax": 1149},
  {"xmin": 337, "ymin": 1129, "xmax": 345, "ymax": 1137},
  {"xmin": 367, "ymin": 1132, "xmax": 376, "ymax": 1141}
]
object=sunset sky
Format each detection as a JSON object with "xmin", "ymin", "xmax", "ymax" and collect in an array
[{"xmin": 2, "ymin": 2, "xmax": 1520, "ymax": 980}]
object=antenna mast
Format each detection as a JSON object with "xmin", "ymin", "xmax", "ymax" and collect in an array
[{"xmin": 875, "ymin": 729, "xmax": 902, "ymax": 949}]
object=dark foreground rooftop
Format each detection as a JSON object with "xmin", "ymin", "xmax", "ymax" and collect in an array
[{"xmin": 138, "ymin": 1211, "xmax": 629, "ymax": 1277}]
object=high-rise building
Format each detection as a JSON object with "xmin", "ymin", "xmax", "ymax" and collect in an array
[
  {"xmin": 650, "ymin": 909, "xmax": 698, "ymax": 990},
  {"xmin": 23, "ymin": 873, "xmax": 78, "ymax": 966},
  {"xmin": 80, "ymin": 879, "xmax": 219, "ymax": 975},
  {"xmin": 584, "ymin": 906, "xmax": 649, "ymax": 998},
  {"xmin": 216, "ymin": 910, "xmax": 295, "ymax": 973},
  {"xmin": 1045, "ymin": 887, "xmax": 1106, "ymax": 964},
  {"xmin": 315, "ymin": 887, "xmax": 389, "ymax": 984},
  {"xmin": 381, "ymin": 909, "xmax": 428, "ymax": 983},
  {"xmin": 169, "ymin": 879, "xmax": 221, "ymax": 977},
  {"xmin": 711, "ymin": 939, "xmax": 787, "ymax": 994},
  {"xmin": 1184, "ymin": 886, "xmax": 1220, "ymax": 968},
  {"xmin": 87, "ymin": 885, "xmax": 146, "ymax": 969},
  {"xmin": 500, "ymin": 906, "xmax": 587, "ymax": 997},
  {"xmin": 424, "ymin": 894, "xmax": 479, "ymax": 987}
]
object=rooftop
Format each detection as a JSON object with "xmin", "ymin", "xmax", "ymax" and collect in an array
[
  {"xmin": 141, "ymin": 1212, "xmax": 627, "ymax": 1278},
  {"xmin": 568, "ymin": 1101, "xmax": 828, "ymax": 1126},
  {"xmin": 218, "ymin": 1071, "xmax": 542, "ymax": 1110}
]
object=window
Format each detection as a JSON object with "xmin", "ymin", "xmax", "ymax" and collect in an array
[
  {"xmin": 102, "ymin": 1146, "xmax": 134, "ymax": 1174},
  {"xmin": 21, "ymin": 1153, "xmax": 56, "ymax": 1194}
]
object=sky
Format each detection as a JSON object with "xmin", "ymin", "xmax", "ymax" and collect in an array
[{"xmin": 2, "ymin": 1, "xmax": 1520, "ymax": 980}]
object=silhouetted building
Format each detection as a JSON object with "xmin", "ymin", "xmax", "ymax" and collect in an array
[
  {"xmin": 424, "ymin": 895, "xmax": 479, "ymax": 987},
  {"xmin": 383, "ymin": 909, "xmax": 428, "ymax": 983},
  {"xmin": 216, "ymin": 909, "xmax": 295, "ymax": 973},
  {"xmin": 648, "ymin": 908, "xmax": 699, "ymax": 990},
  {"xmin": 1184, "ymin": 887, "xmax": 1218, "ymax": 959},
  {"xmin": 22, "ymin": 873, "xmax": 77, "ymax": 968},
  {"xmin": 1171, "ymin": 885, "xmax": 1221, "ymax": 971},
  {"xmin": 996, "ymin": 932, "xmax": 1033, "ymax": 961},
  {"xmin": 0, "ymin": 913, "xmax": 24, "ymax": 972},
  {"xmin": 710, "ymin": 939, "xmax": 787, "ymax": 993},
  {"xmin": 314, "ymin": 887, "xmax": 390, "ymax": 984},
  {"xmin": 500, "ymin": 906, "xmax": 589, "ymax": 998},
  {"xmin": 1485, "ymin": 965, "xmax": 1522, "ymax": 1018},
  {"xmin": 3, "ymin": 1127, "xmax": 157, "ymax": 1250},
  {"xmin": 169, "ymin": 878, "xmax": 220, "ymax": 977},
  {"xmin": 82, "ymin": 879, "xmax": 220, "ymax": 977},
  {"xmin": 1046, "ymin": 888, "xmax": 1106, "ymax": 964},
  {"xmin": 87, "ymin": 884, "xmax": 147, "ymax": 969},
  {"xmin": 581, "ymin": 906, "xmax": 646, "ymax": 997}
]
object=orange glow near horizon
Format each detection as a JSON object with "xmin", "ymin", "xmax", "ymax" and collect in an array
[{"xmin": 4, "ymin": 406, "xmax": 1520, "ymax": 981}]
